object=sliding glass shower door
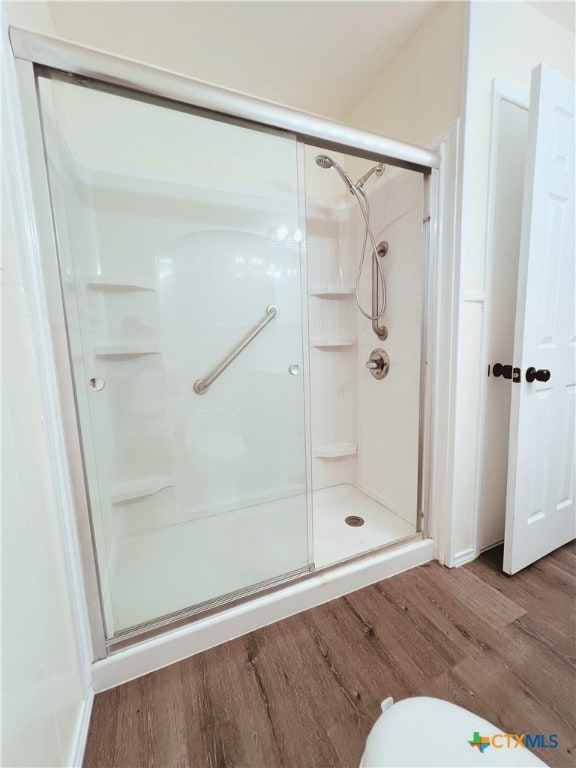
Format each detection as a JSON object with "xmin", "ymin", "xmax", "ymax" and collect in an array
[{"xmin": 36, "ymin": 69, "xmax": 312, "ymax": 638}]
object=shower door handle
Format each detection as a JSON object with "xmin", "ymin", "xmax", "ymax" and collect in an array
[{"xmin": 193, "ymin": 305, "xmax": 278, "ymax": 394}]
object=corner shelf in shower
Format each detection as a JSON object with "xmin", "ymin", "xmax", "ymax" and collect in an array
[
  {"xmin": 309, "ymin": 287, "xmax": 355, "ymax": 299},
  {"xmin": 310, "ymin": 339, "xmax": 356, "ymax": 349},
  {"xmin": 87, "ymin": 275, "xmax": 158, "ymax": 291},
  {"xmin": 313, "ymin": 442, "xmax": 357, "ymax": 459},
  {"xmin": 111, "ymin": 475, "xmax": 174, "ymax": 504},
  {"xmin": 94, "ymin": 343, "xmax": 162, "ymax": 358}
]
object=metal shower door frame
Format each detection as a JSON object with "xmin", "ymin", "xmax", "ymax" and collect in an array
[
  {"xmin": 9, "ymin": 26, "xmax": 447, "ymax": 662},
  {"xmin": 10, "ymin": 28, "xmax": 440, "ymax": 173}
]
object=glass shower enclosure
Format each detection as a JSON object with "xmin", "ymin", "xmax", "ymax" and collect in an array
[{"xmin": 37, "ymin": 69, "xmax": 312, "ymax": 639}]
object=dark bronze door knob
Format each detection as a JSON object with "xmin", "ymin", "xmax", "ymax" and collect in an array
[
  {"xmin": 526, "ymin": 367, "xmax": 551, "ymax": 383},
  {"xmin": 493, "ymin": 363, "xmax": 512, "ymax": 379}
]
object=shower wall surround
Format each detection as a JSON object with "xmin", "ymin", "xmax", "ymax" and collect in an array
[
  {"xmin": 356, "ymin": 170, "xmax": 423, "ymax": 523},
  {"xmin": 306, "ymin": 156, "xmax": 423, "ymax": 524}
]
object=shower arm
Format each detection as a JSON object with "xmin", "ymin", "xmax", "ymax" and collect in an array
[{"xmin": 193, "ymin": 304, "xmax": 278, "ymax": 394}]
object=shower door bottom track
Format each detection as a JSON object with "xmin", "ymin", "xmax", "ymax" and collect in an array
[
  {"xmin": 107, "ymin": 564, "xmax": 313, "ymax": 648},
  {"xmin": 107, "ymin": 532, "xmax": 423, "ymax": 652}
]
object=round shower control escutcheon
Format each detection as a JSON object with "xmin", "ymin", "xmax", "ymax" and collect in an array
[{"xmin": 366, "ymin": 349, "xmax": 390, "ymax": 380}]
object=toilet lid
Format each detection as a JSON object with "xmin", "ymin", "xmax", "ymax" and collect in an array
[{"xmin": 360, "ymin": 697, "xmax": 548, "ymax": 767}]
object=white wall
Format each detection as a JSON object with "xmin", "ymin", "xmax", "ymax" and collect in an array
[
  {"xmin": 346, "ymin": 1, "xmax": 465, "ymax": 147},
  {"xmin": 2, "ymin": 4, "xmax": 91, "ymax": 765},
  {"xmin": 44, "ymin": 1, "xmax": 439, "ymax": 122},
  {"xmin": 2, "ymin": 186, "xmax": 89, "ymax": 768},
  {"xmin": 454, "ymin": 1, "xmax": 575, "ymax": 561}
]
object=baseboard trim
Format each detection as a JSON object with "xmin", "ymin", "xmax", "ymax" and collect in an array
[
  {"xmin": 92, "ymin": 538, "xmax": 435, "ymax": 692},
  {"xmin": 68, "ymin": 688, "xmax": 94, "ymax": 768},
  {"xmin": 453, "ymin": 547, "xmax": 477, "ymax": 567},
  {"xmin": 480, "ymin": 540, "xmax": 504, "ymax": 553}
]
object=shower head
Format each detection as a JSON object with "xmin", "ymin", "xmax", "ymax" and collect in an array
[
  {"xmin": 315, "ymin": 154, "xmax": 333, "ymax": 169},
  {"xmin": 315, "ymin": 154, "xmax": 356, "ymax": 195}
]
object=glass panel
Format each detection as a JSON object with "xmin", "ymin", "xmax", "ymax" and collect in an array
[{"xmin": 37, "ymin": 70, "xmax": 311, "ymax": 637}]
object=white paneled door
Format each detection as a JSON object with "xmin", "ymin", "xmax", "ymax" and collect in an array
[{"xmin": 504, "ymin": 65, "xmax": 575, "ymax": 574}]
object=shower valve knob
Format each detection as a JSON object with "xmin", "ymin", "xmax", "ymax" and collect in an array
[{"xmin": 366, "ymin": 349, "xmax": 390, "ymax": 380}]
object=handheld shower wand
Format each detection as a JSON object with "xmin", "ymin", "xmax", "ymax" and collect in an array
[
  {"xmin": 315, "ymin": 155, "xmax": 357, "ymax": 195},
  {"xmin": 314, "ymin": 155, "xmax": 384, "ymax": 194}
]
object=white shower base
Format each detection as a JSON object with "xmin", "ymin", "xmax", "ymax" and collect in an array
[
  {"xmin": 313, "ymin": 484, "xmax": 415, "ymax": 569},
  {"xmin": 110, "ymin": 482, "xmax": 415, "ymax": 636}
]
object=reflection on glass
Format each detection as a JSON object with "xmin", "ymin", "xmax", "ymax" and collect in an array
[{"xmin": 37, "ymin": 71, "xmax": 311, "ymax": 637}]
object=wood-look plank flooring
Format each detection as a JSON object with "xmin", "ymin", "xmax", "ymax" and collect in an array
[{"xmin": 84, "ymin": 543, "xmax": 576, "ymax": 768}]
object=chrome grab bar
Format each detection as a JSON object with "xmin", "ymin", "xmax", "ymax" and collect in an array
[
  {"xmin": 193, "ymin": 305, "xmax": 278, "ymax": 394},
  {"xmin": 372, "ymin": 241, "xmax": 388, "ymax": 340}
]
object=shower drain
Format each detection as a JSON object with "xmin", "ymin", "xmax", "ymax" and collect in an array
[{"xmin": 345, "ymin": 515, "xmax": 365, "ymax": 527}]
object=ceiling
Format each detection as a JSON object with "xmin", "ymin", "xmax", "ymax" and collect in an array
[{"xmin": 47, "ymin": 1, "xmax": 441, "ymax": 120}]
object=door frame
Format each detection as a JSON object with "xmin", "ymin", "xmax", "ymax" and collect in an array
[
  {"xmin": 475, "ymin": 80, "xmax": 530, "ymax": 558},
  {"xmin": 8, "ymin": 27, "xmax": 460, "ymax": 663}
]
